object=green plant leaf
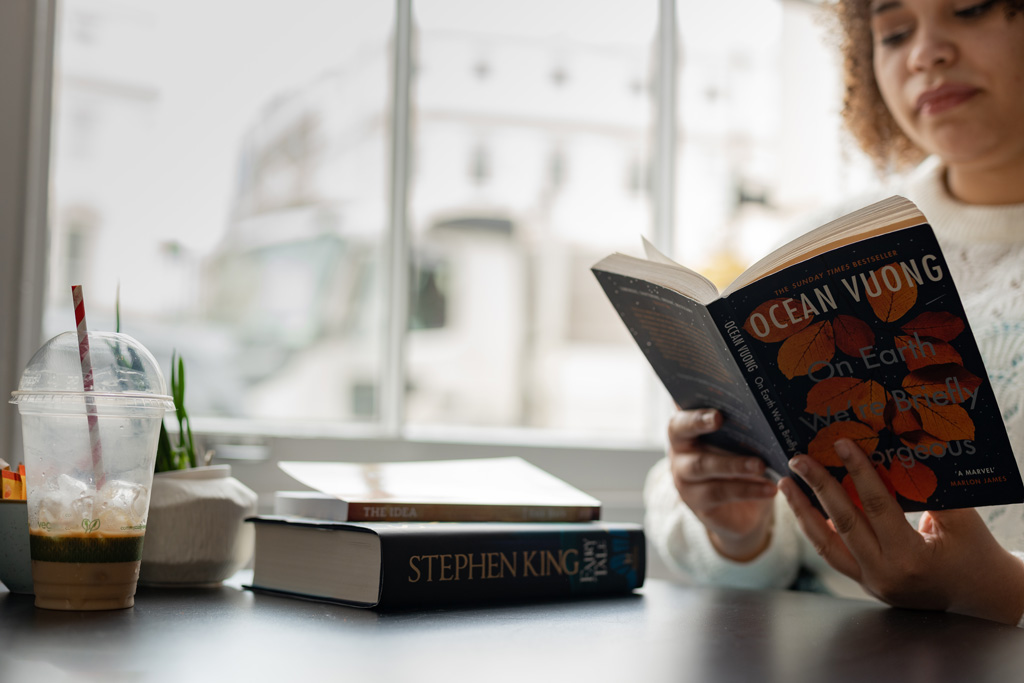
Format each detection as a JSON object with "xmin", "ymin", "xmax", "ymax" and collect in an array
[
  {"xmin": 155, "ymin": 350, "xmax": 199, "ymax": 472},
  {"xmin": 175, "ymin": 356, "xmax": 186, "ymax": 423},
  {"xmin": 156, "ymin": 422, "xmax": 172, "ymax": 473},
  {"xmin": 184, "ymin": 413, "xmax": 197, "ymax": 469}
]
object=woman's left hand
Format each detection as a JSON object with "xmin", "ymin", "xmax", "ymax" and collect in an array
[{"xmin": 780, "ymin": 438, "xmax": 1024, "ymax": 625}]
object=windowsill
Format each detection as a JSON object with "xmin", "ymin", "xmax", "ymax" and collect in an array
[
  {"xmin": 188, "ymin": 416, "xmax": 664, "ymax": 526},
  {"xmin": 192, "ymin": 415, "xmax": 662, "ymax": 453}
]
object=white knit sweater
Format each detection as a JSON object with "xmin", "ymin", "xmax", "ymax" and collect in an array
[{"xmin": 643, "ymin": 158, "xmax": 1024, "ymax": 626}]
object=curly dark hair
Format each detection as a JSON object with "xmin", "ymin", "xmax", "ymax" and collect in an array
[{"xmin": 831, "ymin": 0, "xmax": 1024, "ymax": 173}]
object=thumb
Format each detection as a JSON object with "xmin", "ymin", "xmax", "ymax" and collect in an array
[
  {"xmin": 919, "ymin": 507, "xmax": 985, "ymax": 534},
  {"xmin": 669, "ymin": 409, "xmax": 720, "ymax": 436},
  {"xmin": 668, "ymin": 409, "xmax": 721, "ymax": 451}
]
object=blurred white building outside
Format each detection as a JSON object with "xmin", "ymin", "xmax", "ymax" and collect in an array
[{"xmin": 45, "ymin": 0, "xmax": 880, "ymax": 438}]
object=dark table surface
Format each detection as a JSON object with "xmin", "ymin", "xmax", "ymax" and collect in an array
[{"xmin": 1, "ymin": 574, "xmax": 1021, "ymax": 683}]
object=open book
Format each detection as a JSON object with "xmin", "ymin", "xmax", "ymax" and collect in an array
[{"xmin": 593, "ymin": 196, "xmax": 1024, "ymax": 511}]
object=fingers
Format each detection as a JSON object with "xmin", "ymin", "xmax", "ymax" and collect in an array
[
  {"xmin": 668, "ymin": 409, "xmax": 764, "ymax": 479},
  {"xmin": 778, "ymin": 476, "xmax": 861, "ymax": 580},
  {"xmin": 668, "ymin": 409, "xmax": 721, "ymax": 452},
  {"xmin": 830, "ymin": 439, "xmax": 915, "ymax": 554},
  {"xmin": 786, "ymin": 447, "xmax": 885, "ymax": 568},
  {"xmin": 672, "ymin": 449, "xmax": 766, "ymax": 482},
  {"xmin": 682, "ymin": 476, "xmax": 778, "ymax": 512},
  {"xmin": 670, "ymin": 451, "xmax": 774, "ymax": 508},
  {"xmin": 668, "ymin": 409, "xmax": 775, "ymax": 510},
  {"xmin": 833, "ymin": 440, "xmax": 903, "ymax": 525},
  {"xmin": 919, "ymin": 507, "xmax": 986, "ymax": 536}
]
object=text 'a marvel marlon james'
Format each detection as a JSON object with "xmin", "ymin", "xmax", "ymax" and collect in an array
[{"xmin": 592, "ymin": 195, "xmax": 1024, "ymax": 512}]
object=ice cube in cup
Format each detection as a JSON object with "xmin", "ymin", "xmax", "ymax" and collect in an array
[
  {"xmin": 95, "ymin": 479, "xmax": 150, "ymax": 530},
  {"xmin": 34, "ymin": 473, "xmax": 93, "ymax": 532}
]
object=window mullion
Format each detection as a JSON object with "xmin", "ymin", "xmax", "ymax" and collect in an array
[
  {"xmin": 653, "ymin": 0, "xmax": 677, "ymax": 261},
  {"xmin": 383, "ymin": 0, "xmax": 414, "ymax": 436},
  {"xmin": 646, "ymin": 0, "xmax": 679, "ymax": 440}
]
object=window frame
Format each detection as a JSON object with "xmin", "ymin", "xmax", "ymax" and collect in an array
[
  {"xmin": 0, "ymin": 0, "xmax": 677, "ymax": 525},
  {"xmin": 1, "ymin": 0, "xmax": 55, "ymax": 471}
]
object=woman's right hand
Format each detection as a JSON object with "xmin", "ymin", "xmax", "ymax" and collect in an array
[{"xmin": 668, "ymin": 408, "xmax": 777, "ymax": 562}]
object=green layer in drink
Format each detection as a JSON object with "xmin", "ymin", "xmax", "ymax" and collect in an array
[{"xmin": 30, "ymin": 532, "xmax": 145, "ymax": 563}]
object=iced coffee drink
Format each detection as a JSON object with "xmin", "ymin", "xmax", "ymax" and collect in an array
[
  {"xmin": 26, "ymin": 476, "xmax": 154, "ymax": 610},
  {"xmin": 10, "ymin": 328, "xmax": 172, "ymax": 611},
  {"xmin": 30, "ymin": 531, "xmax": 146, "ymax": 610}
]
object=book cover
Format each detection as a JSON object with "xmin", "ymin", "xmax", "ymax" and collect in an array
[
  {"xmin": 593, "ymin": 197, "xmax": 1024, "ymax": 511},
  {"xmin": 276, "ymin": 457, "xmax": 601, "ymax": 523},
  {"xmin": 247, "ymin": 517, "xmax": 645, "ymax": 609}
]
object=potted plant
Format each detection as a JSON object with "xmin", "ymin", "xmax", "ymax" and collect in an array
[{"xmin": 138, "ymin": 352, "xmax": 258, "ymax": 587}]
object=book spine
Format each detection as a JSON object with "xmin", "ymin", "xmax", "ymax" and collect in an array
[
  {"xmin": 707, "ymin": 299, "xmax": 801, "ymax": 472},
  {"xmin": 377, "ymin": 524, "xmax": 645, "ymax": 608},
  {"xmin": 347, "ymin": 503, "xmax": 601, "ymax": 523}
]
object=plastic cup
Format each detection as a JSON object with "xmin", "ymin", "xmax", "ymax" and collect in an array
[{"xmin": 10, "ymin": 331, "xmax": 173, "ymax": 610}]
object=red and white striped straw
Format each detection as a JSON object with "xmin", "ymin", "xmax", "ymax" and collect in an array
[{"xmin": 72, "ymin": 284, "xmax": 104, "ymax": 489}]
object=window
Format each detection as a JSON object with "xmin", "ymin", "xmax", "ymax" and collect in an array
[
  {"xmin": 2, "ymin": 0, "xmax": 880, "ymax": 527},
  {"xmin": 409, "ymin": 0, "xmax": 659, "ymax": 431},
  {"xmin": 47, "ymin": 0, "xmax": 394, "ymax": 425}
]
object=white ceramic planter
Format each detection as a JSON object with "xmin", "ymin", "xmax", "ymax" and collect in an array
[{"xmin": 139, "ymin": 465, "xmax": 258, "ymax": 587}]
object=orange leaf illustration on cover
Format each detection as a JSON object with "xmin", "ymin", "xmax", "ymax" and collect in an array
[
  {"xmin": 915, "ymin": 403, "xmax": 976, "ymax": 441},
  {"xmin": 778, "ymin": 321, "xmax": 834, "ymax": 379},
  {"xmin": 893, "ymin": 335, "xmax": 963, "ymax": 371},
  {"xmin": 889, "ymin": 460, "xmax": 938, "ymax": 503},
  {"xmin": 901, "ymin": 311, "xmax": 965, "ymax": 341},
  {"xmin": 884, "ymin": 399, "xmax": 923, "ymax": 435},
  {"xmin": 743, "ymin": 298, "xmax": 815, "ymax": 343},
  {"xmin": 865, "ymin": 262, "xmax": 918, "ymax": 322},
  {"xmin": 833, "ymin": 314, "xmax": 875, "ymax": 358},
  {"xmin": 902, "ymin": 364, "xmax": 983, "ymax": 402},
  {"xmin": 842, "ymin": 466, "xmax": 896, "ymax": 510},
  {"xmin": 806, "ymin": 377, "xmax": 889, "ymax": 432},
  {"xmin": 808, "ymin": 421, "xmax": 879, "ymax": 467},
  {"xmin": 898, "ymin": 430, "xmax": 948, "ymax": 458}
]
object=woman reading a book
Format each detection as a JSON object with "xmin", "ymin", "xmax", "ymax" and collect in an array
[{"xmin": 644, "ymin": 0, "xmax": 1024, "ymax": 626}]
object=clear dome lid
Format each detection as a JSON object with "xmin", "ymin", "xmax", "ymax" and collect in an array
[{"xmin": 10, "ymin": 331, "xmax": 173, "ymax": 408}]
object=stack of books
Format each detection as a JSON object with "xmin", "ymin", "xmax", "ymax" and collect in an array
[{"xmin": 246, "ymin": 457, "xmax": 645, "ymax": 609}]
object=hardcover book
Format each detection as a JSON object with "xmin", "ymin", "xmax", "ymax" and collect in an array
[
  {"xmin": 246, "ymin": 517, "xmax": 645, "ymax": 609},
  {"xmin": 275, "ymin": 457, "xmax": 601, "ymax": 523},
  {"xmin": 592, "ymin": 196, "xmax": 1024, "ymax": 511}
]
